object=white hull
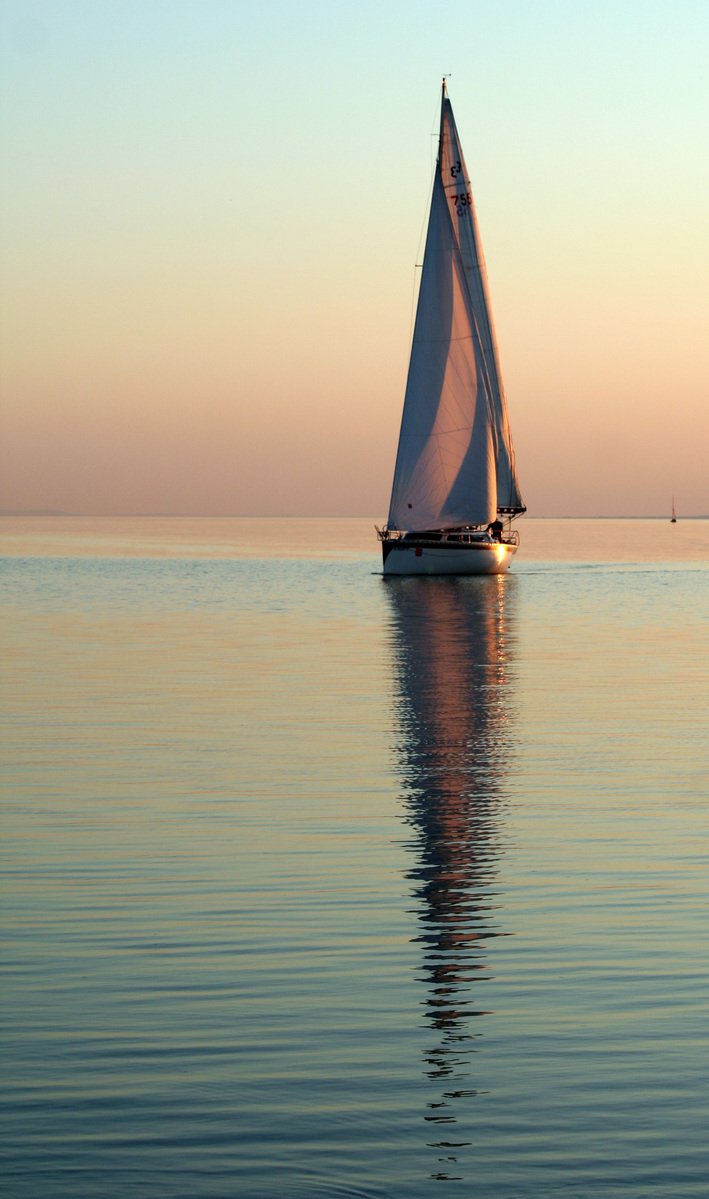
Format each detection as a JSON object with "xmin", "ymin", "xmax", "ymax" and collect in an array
[{"xmin": 382, "ymin": 538, "xmax": 517, "ymax": 576}]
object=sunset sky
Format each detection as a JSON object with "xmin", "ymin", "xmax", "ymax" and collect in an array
[{"xmin": 1, "ymin": 0, "xmax": 707, "ymax": 517}]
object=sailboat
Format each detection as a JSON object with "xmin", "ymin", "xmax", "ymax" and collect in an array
[
  {"xmin": 378, "ymin": 80, "xmax": 525, "ymax": 575},
  {"xmin": 671, "ymin": 498, "xmax": 677, "ymax": 523}
]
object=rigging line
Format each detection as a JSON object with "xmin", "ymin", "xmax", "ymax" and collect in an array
[
  {"xmin": 407, "ymin": 154, "xmax": 438, "ymax": 350},
  {"xmin": 405, "ymin": 89, "xmax": 444, "ymax": 351}
]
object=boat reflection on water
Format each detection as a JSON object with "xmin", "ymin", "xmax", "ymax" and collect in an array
[{"xmin": 384, "ymin": 574, "xmax": 517, "ymax": 1181}]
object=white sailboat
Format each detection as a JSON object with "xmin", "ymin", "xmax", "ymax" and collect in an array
[{"xmin": 378, "ymin": 80, "xmax": 525, "ymax": 575}]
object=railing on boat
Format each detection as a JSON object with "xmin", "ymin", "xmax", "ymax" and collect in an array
[{"xmin": 376, "ymin": 525, "xmax": 520, "ymax": 546}]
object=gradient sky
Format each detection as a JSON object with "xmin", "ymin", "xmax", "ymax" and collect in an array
[{"xmin": 1, "ymin": 0, "xmax": 707, "ymax": 517}]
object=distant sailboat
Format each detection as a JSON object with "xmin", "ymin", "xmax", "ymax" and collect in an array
[
  {"xmin": 378, "ymin": 80, "xmax": 525, "ymax": 576},
  {"xmin": 671, "ymin": 498, "xmax": 677, "ymax": 523}
]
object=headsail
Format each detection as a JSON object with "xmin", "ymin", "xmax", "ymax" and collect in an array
[{"xmin": 387, "ymin": 81, "xmax": 523, "ymax": 532}]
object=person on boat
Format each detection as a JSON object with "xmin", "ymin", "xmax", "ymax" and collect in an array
[{"xmin": 487, "ymin": 519, "xmax": 504, "ymax": 541}]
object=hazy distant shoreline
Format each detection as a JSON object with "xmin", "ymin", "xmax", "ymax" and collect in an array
[{"xmin": 1, "ymin": 511, "xmax": 707, "ymax": 521}]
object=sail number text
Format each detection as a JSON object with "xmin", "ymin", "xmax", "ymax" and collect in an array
[{"xmin": 451, "ymin": 190, "xmax": 472, "ymax": 215}]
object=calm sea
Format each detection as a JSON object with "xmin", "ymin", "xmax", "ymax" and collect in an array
[{"xmin": 1, "ymin": 517, "xmax": 708, "ymax": 1198}]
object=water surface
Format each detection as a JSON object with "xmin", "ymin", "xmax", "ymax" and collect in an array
[{"xmin": 1, "ymin": 518, "xmax": 707, "ymax": 1196}]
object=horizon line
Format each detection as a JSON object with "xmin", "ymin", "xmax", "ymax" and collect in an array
[{"xmin": 1, "ymin": 511, "xmax": 707, "ymax": 521}]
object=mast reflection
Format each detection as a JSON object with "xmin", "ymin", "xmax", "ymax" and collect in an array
[{"xmin": 384, "ymin": 575, "xmax": 517, "ymax": 1180}]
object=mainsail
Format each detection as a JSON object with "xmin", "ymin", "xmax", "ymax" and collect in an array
[{"xmin": 387, "ymin": 82, "xmax": 523, "ymax": 532}]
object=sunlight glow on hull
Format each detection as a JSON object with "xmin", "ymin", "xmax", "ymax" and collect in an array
[{"xmin": 382, "ymin": 541, "xmax": 517, "ymax": 576}]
